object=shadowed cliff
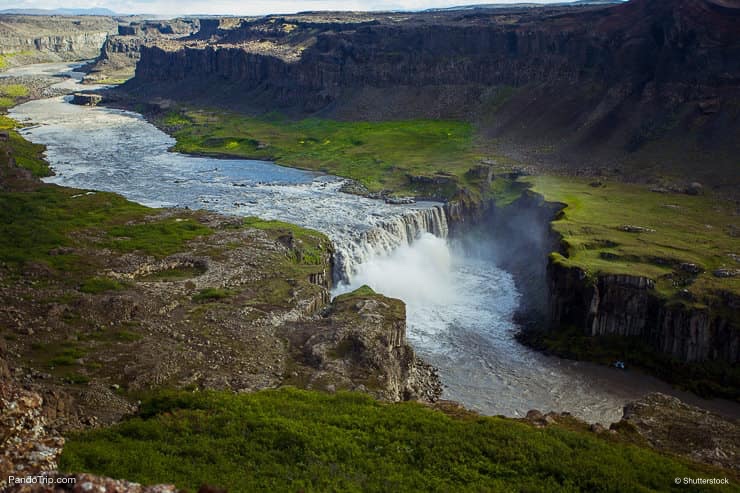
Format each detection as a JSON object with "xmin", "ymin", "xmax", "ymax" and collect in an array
[{"xmin": 124, "ymin": 0, "xmax": 740, "ymax": 193}]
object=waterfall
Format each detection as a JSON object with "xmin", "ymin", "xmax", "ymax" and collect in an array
[{"xmin": 333, "ymin": 205, "xmax": 449, "ymax": 284}]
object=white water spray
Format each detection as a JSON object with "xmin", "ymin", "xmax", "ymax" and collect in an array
[{"xmin": 335, "ymin": 232, "xmax": 457, "ymax": 305}]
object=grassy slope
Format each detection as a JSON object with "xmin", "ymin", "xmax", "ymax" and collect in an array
[
  {"xmin": 0, "ymin": 186, "xmax": 211, "ymax": 277},
  {"xmin": 0, "ymin": 80, "xmax": 52, "ymax": 178},
  {"xmin": 60, "ymin": 388, "xmax": 736, "ymax": 493}
]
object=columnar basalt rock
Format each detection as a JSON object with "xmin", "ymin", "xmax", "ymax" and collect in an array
[{"xmin": 546, "ymin": 261, "xmax": 740, "ymax": 364}]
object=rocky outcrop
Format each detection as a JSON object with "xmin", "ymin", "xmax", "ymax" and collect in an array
[
  {"xmin": 521, "ymin": 392, "xmax": 740, "ymax": 473},
  {"xmin": 290, "ymin": 287, "xmax": 442, "ymax": 402},
  {"xmin": 70, "ymin": 93, "xmax": 102, "ymax": 106},
  {"xmin": 621, "ymin": 393, "xmax": 740, "ymax": 472},
  {"xmin": 0, "ymin": 356, "xmax": 64, "ymax": 490}
]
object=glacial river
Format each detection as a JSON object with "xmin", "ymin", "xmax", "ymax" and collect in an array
[{"xmin": 7, "ymin": 63, "xmax": 739, "ymax": 423}]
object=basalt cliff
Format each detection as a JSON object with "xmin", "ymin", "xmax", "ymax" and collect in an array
[
  {"xmin": 0, "ymin": 15, "xmax": 118, "ymax": 65},
  {"xmin": 127, "ymin": 0, "xmax": 740, "ymax": 190}
]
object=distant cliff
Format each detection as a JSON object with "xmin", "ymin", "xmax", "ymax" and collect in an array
[
  {"xmin": 128, "ymin": 0, "xmax": 740, "ymax": 189},
  {"xmin": 82, "ymin": 19, "xmax": 199, "ymax": 83},
  {"xmin": 0, "ymin": 15, "xmax": 117, "ymax": 64}
]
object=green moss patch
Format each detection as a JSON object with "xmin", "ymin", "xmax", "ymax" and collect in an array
[
  {"xmin": 243, "ymin": 216, "xmax": 328, "ymax": 266},
  {"xmin": 60, "ymin": 388, "xmax": 733, "ymax": 492},
  {"xmin": 0, "ymin": 114, "xmax": 51, "ymax": 177},
  {"xmin": 0, "ymin": 186, "xmax": 212, "ymax": 276},
  {"xmin": 192, "ymin": 288, "xmax": 236, "ymax": 303}
]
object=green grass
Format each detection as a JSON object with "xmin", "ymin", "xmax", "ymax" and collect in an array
[
  {"xmin": 0, "ymin": 82, "xmax": 30, "ymax": 108},
  {"xmin": 0, "ymin": 83, "xmax": 29, "ymax": 98},
  {"xmin": 0, "ymin": 114, "xmax": 51, "ymax": 177},
  {"xmin": 160, "ymin": 110, "xmax": 482, "ymax": 197},
  {"xmin": 49, "ymin": 347, "xmax": 87, "ymax": 367},
  {"xmin": 59, "ymin": 388, "xmax": 734, "ymax": 493},
  {"xmin": 525, "ymin": 175, "xmax": 740, "ymax": 302},
  {"xmin": 80, "ymin": 277, "xmax": 126, "ymax": 294},
  {"xmin": 103, "ymin": 219, "xmax": 212, "ymax": 257},
  {"xmin": 0, "ymin": 52, "xmax": 34, "ymax": 71},
  {"xmin": 335, "ymin": 284, "xmax": 377, "ymax": 299},
  {"xmin": 0, "ymin": 186, "xmax": 212, "ymax": 275},
  {"xmin": 243, "ymin": 216, "xmax": 329, "ymax": 265}
]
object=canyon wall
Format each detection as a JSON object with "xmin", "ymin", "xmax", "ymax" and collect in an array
[
  {"xmin": 128, "ymin": 0, "xmax": 740, "ymax": 188},
  {"xmin": 548, "ymin": 261, "xmax": 740, "ymax": 364},
  {"xmin": 0, "ymin": 15, "xmax": 117, "ymax": 63},
  {"xmin": 445, "ymin": 191, "xmax": 739, "ymax": 367},
  {"xmin": 83, "ymin": 19, "xmax": 200, "ymax": 83}
]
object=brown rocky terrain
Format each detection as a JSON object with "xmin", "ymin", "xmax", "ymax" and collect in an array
[
  {"xmin": 522, "ymin": 392, "xmax": 740, "ymax": 474},
  {"xmin": 123, "ymin": 0, "xmax": 740, "ymax": 194},
  {"xmin": 622, "ymin": 392, "xmax": 740, "ymax": 472}
]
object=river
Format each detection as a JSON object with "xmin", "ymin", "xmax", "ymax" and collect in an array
[{"xmin": 7, "ymin": 62, "xmax": 739, "ymax": 423}]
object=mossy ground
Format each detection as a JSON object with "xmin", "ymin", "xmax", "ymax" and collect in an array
[
  {"xmin": 0, "ymin": 83, "xmax": 29, "ymax": 107},
  {"xmin": 59, "ymin": 388, "xmax": 736, "ymax": 493},
  {"xmin": 525, "ymin": 176, "xmax": 740, "ymax": 303},
  {"xmin": 0, "ymin": 113, "xmax": 52, "ymax": 178},
  {"xmin": 0, "ymin": 186, "xmax": 212, "ymax": 279}
]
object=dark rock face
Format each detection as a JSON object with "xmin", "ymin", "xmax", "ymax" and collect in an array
[
  {"xmin": 289, "ymin": 291, "xmax": 442, "ymax": 402},
  {"xmin": 127, "ymin": 0, "xmax": 740, "ymax": 188},
  {"xmin": 132, "ymin": 0, "xmax": 740, "ymax": 115},
  {"xmin": 70, "ymin": 93, "xmax": 102, "ymax": 106}
]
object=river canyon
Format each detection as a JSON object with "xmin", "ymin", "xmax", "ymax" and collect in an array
[{"xmin": 7, "ymin": 62, "xmax": 740, "ymax": 424}]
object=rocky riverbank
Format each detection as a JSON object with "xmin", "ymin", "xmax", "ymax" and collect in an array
[{"xmin": 0, "ymin": 119, "xmax": 442, "ymax": 433}]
